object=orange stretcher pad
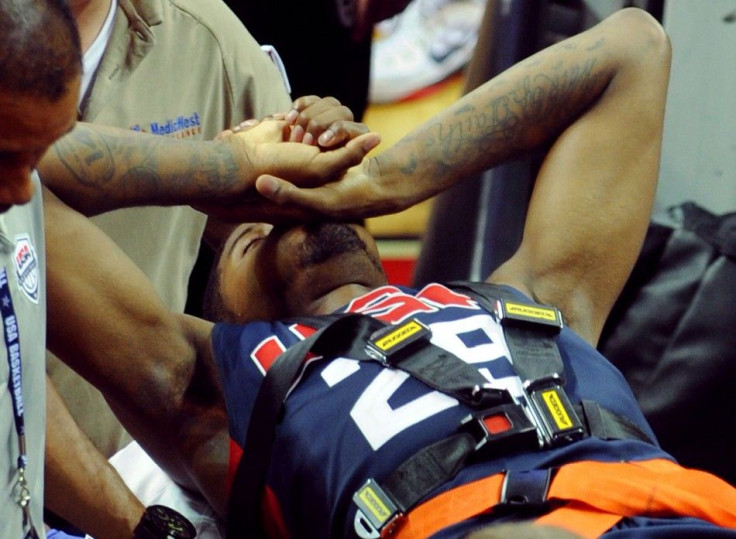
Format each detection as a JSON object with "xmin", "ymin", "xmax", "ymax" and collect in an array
[{"xmin": 393, "ymin": 458, "xmax": 736, "ymax": 538}]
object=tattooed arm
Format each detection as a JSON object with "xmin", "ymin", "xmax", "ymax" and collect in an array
[
  {"xmin": 256, "ymin": 9, "xmax": 661, "ymax": 218},
  {"xmin": 256, "ymin": 8, "xmax": 671, "ymax": 343},
  {"xmin": 37, "ymin": 120, "xmax": 379, "ymax": 220},
  {"xmin": 487, "ymin": 8, "xmax": 671, "ymax": 344}
]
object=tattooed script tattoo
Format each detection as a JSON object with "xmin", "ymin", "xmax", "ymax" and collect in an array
[
  {"xmin": 50, "ymin": 125, "xmax": 241, "ymax": 210},
  {"xmin": 388, "ymin": 38, "xmax": 607, "ymax": 184}
]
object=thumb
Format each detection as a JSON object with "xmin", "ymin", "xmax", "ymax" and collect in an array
[
  {"xmin": 255, "ymin": 175, "xmax": 334, "ymax": 214},
  {"xmin": 255, "ymin": 175, "xmax": 289, "ymax": 202},
  {"xmin": 311, "ymin": 132, "xmax": 380, "ymax": 179},
  {"xmin": 255, "ymin": 175, "xmax": 310, "ymax": 207}
]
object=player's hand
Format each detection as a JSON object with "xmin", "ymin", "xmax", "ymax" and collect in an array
[
  {"xmin": 252, "ymin": 155, "xmax": 420, "ymax": 223},
  {"xmin": 232, "ymin": 119, "xmax": 378, "ymax": 185},
  {"xmin": 193, "ymin": 119, "xmax": 381, "ymax": 223},
  {"xmin": 215, "ymin": 95, "xmax": 368, "ymax": 149},
  {"xmin": 286, "ymin": 95, "xmax": 370, "ymax": 148}
]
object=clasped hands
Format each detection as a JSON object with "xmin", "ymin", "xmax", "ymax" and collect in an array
[{"xmin": 202, "ymin": 95, "xmax": 411, "ymax": 225}]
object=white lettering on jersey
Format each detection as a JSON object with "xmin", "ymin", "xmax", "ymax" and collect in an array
[
  {"xmin": 243, "ymin": 286, "xmax": 521, "ymax": 454},
  {"xmin": 321, "ymin": 358, "xmax": 360, "ymax": 387},
  {"xmin": 350, "ymin": 369, "xmax": 457, "ymax": 450}
]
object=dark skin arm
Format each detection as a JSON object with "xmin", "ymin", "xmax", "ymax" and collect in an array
[
  {"xmin": 43, "ymin": 187, "xmax": 226, "ymax": 518},
  {"xmin": 44, "ymin": 378, "xmax": 145, "ymax": 538},
  {"xmin": 44, "ymin": 9, "xmax": 671, "ymax": 529},
  {"xmin": 42, "ymin": 96, "xmax": 373, "ymax": 528},
  {"xmin": 255, "ymin": 8, "xmax": 672, "ymax": 344},
  {"xmin": 37, "ymin": 119, "xmax": 379, "ymax": 222}
]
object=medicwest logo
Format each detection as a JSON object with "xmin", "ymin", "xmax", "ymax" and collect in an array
[{"xmin": 130, "ymin": 112, "xmax": 202, "ymax": 138}]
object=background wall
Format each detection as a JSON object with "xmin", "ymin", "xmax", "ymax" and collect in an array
[{"xmin": 655, "ymin": 0, "xmax": 736, "ymax": 215}]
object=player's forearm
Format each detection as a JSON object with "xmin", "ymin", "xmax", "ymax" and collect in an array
[
  {"xmin": 38, "ymin": 122, "xmax": 253, "ymax": 216},
  {"xmin": 44, "ymin": 378, "xmax": 145, "ymax": 539},
  {"xmin": 371, "ymin": 8, "xmax": 655, "ymax": 205},
  {"xmin": 44, "ymin": 188, "xmax": 229, "ymax": 518},
  {"xmin": 170, "ymin": 324, "xmax": 231, "ymax": 520}
]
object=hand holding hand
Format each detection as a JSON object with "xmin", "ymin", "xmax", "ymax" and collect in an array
[
  {"xmin": 285, "ymin": 95, "xmax": 370, "ymax": 148},
  {"xmin": 253, "ymin": 155, "xmax": 421, "ymax": 223},
  {"xmin": 216, "ymin": 95, "xmax": 370, "ymax": 148},
  {"xmin": 194, "ymin": 119, "xmax": 381, "ymax": 223}
]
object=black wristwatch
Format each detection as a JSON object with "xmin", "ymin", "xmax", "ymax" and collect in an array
[{"xmin": 132, "ymin": 505, "xmax": 197, "ymax": 539}]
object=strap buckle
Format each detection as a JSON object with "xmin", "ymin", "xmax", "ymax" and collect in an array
[
  {"xmin": 526, "ymin": 382, "xmax": 585, "ymax": 447},
  {"xmin": 459, "ymin": 402, "xmax": 541, "ymax": 458},
  {"xmin": 365, "ymin": 318, "xmax": 431, "ymax": 366},
  {"xmin": 353, "ymin": 479, "xmax": 405, "ymax": 538},
  {"xmin": 493, "ymin": 298, "xmax": 563, "ymax": 333},
  {"xmin": 497, "ymin": 468, "xmax": 554, "ymax": 515}
]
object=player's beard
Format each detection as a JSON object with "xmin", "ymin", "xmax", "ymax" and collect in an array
[{"xmin": 296, "ymin": 223, "xmax": 383, "ymax": 274}]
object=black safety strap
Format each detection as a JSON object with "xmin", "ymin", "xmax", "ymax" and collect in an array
[
  {"xmin": 226, "ymin": 327, "xmax": 316, "ymax": 539},
  {"xmin": 353, "ymin": 397, "xmax": 655, "ymax": 535},
  {"xmin": 229, "ymin": 282, "xmax": 655, "ymax": 537},
  {"xmin": 365, "ymin": 318, "xmax": 510, "ymax": 409},
  {"xmin": 353, "ymin": 282, "xmax": 656, "ymax": 536},
  {"xmin": 447, "ymin": 281, "xmax": 565, "ymax": 384},
  {"xmin": 576, "ymin": 399, "xmax": 653, "ymax": 444},
  {"xmin": 378, "ymin": 433, "xmax": 478, "ymax": 512},
  {"xmin": 227, "ymin": 311, "xmax": 510, "ymax": 537},
  {"xmin": 227, "ymin": 314, "xmax": 383, "ymax": 539},
  {"xmin": 448, "ymin": 282, "xmax": 587, "ymax": 447}
]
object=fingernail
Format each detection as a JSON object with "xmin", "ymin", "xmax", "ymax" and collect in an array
[
  {"xmin": 362, "ymin": 136, "xmax": 379, "ymax": 151},
  {"xmin": 303, "ymin": 132, "xmax": 314, "ymax": 146},
  {"xmin": 290, "ymin": 124, "xmax": 304, "ymax": 142},
  {"xmin": 286, "ymin": 109, "xmax": 298, "ymax": 123},
  {"xmin": 318, "ymin": 130, "xmax": 334, "ymax": 145},
  {"xmin": 234, "ymin": 119, "xmax": 258, "ymax": 132}
]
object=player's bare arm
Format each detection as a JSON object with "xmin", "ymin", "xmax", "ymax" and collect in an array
[
  {"xmin": 37, "ymin": 120, "xmax": 379, "ymax": 220},
  {"xmin": 256, "ymin": 8, "xmax": 671, "ymax": 344},
  {"xmin": 257, "ymin": 10, "xmax": 665, "ymax": 224},
  {"xmin": 43, "ymin": 186, "xmax": 229, "ymax": 516}
]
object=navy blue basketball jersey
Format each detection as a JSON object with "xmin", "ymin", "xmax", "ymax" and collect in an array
[{"xmin": 212, "ymin": 284, "xmax": 682, "ymax": 538}]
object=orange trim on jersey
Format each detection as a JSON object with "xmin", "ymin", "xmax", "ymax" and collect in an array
[
  {"xmin": 262, "ymin": 485, "xmax": 290, "ymax": 539},
  {"xmin": 392, "ymin": 459, "xmax": 736, "ymax": 539},
  {"xmin": 227, "ymin": 438, "xmax": 243, "ymax": 496},
  {"xmin": 228, "ymin": 438, "xmax": 290, "ymax": 537}
]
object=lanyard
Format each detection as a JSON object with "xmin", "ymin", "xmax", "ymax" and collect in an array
[{"xmin": 0, "ymin": 267, "xmax": 38, "ymax": 539}]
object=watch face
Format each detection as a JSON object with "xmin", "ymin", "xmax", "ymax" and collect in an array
[{"xmin": 146, "ymin": 505, "xmax": 197, "ymax": 538}]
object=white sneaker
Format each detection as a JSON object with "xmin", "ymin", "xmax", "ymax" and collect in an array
[{"xmin": 369, "ymin": 0, "xmax": 485, "ymax": 103}]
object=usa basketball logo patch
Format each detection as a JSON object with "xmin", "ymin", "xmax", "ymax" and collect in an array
[{"xmin": 13, "ymin": 235, "xmax": 39, "ymax": 304}]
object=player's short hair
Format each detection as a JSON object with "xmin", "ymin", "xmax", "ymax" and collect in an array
[{"xmin": 0, "ymin": 0, "xmax": 82, "ymax": 100}]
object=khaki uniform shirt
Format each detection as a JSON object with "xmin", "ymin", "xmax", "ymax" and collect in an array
[{"xmin": 47, "ymin": 0, "xmax": 292, "ymax": 456}]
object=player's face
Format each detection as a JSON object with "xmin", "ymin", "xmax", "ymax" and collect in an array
[
  {"xmin": 217, "ymin": 221, "xmax": 387, "ymax": 322},
  {"xmin": 0, "ymin": 81, "xmax": 79, "ymax": 213}
]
